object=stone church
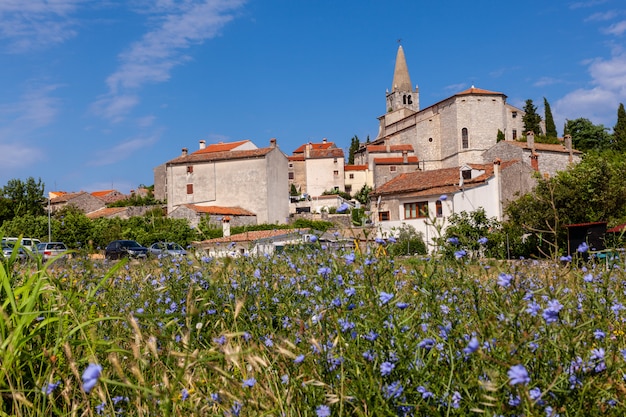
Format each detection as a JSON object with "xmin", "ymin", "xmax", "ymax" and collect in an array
[{"xmin": 366, "ymin": 45, "xmax": 526, "ymax": 171}]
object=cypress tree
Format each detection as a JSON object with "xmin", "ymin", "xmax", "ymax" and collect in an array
[
  {"xmin": 522, "ymin": 99, "xmax": 543, "ymax": 136},
  {"xmin": 614, "ymin": 103, "xmax": 626, "ymax": 152},
  {"xmin": 544, "ymin": 97, "xmax": 557, "ymax": 139}
]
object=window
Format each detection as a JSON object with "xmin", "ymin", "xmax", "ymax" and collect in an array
[
  {"xmin": 187, "ymin": 165, "xmax": 193, "ymax": 174},
  {"xmin": 462, "ymin": 169, "xmax": 472, "ymax": 180},
  {"xmin": 334, "ymin": 158, "xmax": 338, "ymax": 163},
  {"xmin": 404, "ymin": 202, "xmax": 428, "ymax": 219},
  {"xmin": 349, "ymin": 173, "xmax": 354, "ymax": 179},
  {"xmin": 436, "ymin": 200, "xmax": 443, "ymax": 217},
  {"xmin": 288, "ymin": 172, "xmax": 294, "ymax": 180},
  {"xmin": 462, "ymin": 128, "xmax": 469, "ymax": 149},
  {"xmin": 390, "ymin": 166, "xmax": 397, "ymax": 172},
  {"xmin": 186, "ymin": 184, "xmax": 193, "ymax": 194},
  {"xmin": 333, "ymin": 170, "xmax": 339, "ymax": 176},
  {"xmin": 288, "ymin": 163, "xmax": 293, "ymax": 168},
  {"xmin": 403, "ymin": 94, "xmax": 413, "ymax": 105},
  {"xmin": 345, "ymin": 185, "xmax": 352, "ymax": 193},
  {"xmin": 378, "ymin": 211, "xmax": 390, "ymax": 221},
  {"xmin": 512, "ymin": 111, "xmax": 517, "ymax": 118},
  {"xmin": 512, "ymin": 129, "xmax": 517, "ymax": 140}
]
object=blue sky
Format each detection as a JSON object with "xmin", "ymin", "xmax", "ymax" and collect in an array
[{"xmin": 1, "ymin": 0, "xmax": 625, "ymax": 194}]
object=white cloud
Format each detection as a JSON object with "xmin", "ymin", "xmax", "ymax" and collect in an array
[
  {"xmin": 603, "ymin": 20, "xmax": 626, "ymax": 36},
  {"xmin": 0, "ymin": 0, "xmax": 85, "ymax": 52},
  {"xmin": 554, "ymin": 52, "xmax": 626, "ymax": 128},
  {"xmin": 91, "ymin": 94, "xmax": 140, "ymax": 123},
  {"xmin": 0, "ymin": 143, "xmax": 44, "ymax": 169},
  {"xmin": 89, "ymin": 134, "xmax": 159, "ymax": 166},
  {"xmin": 95, "ymin": 0, "xmax": 246, "ymax": 120}
]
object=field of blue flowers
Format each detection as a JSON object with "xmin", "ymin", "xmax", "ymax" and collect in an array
[{"xmin": 1, "ymin": 242, "xmax": 626, "ymax": 416}]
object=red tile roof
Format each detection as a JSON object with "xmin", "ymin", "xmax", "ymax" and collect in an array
[
  {"xmin": 504, "ymin": 140, "xmax": 582, "ymax": 154},
  {"xmin": 373, "ymin": 156, "xmax": 419, "ymax": 165},
  {"xmin": 366, "ymin": 144, "xmax": 414, "ymax": 153},
  {"xmin": 50, "ymin": 191, "xmax": 88, "ymax": 203},
  {"xmin": 167, "ymin": 147, "xmax": 274, "ymax": 165},
  {"xmin": 373, "ymin": 161, "xmax": 519, "ymax": 196},
  {"xmin": 91, "ymin": 189, "xmax": 116, "ymax": 197},
  {"xmin": 344, "ymin": 164, "xmax": 368, "ymax": 171},
  {"xmin": 293, "ymin": 141, "xmax": 335, "ymax": 153},
  {"xmin": 85, "ymin": 207, "xmax": 128, "ymax": 219},
  {"xmin": 183, "ymin": 205, "xmax": 256, "ymax": 216},
  {"xmin": 198, "ymin": 229, "xmax": 304, "ymax": 244},
  {"xmin": 308, "ymin": 148, "xmax": 344, "ymax": 159},
  {"xmin": 288, "ymin": 155, "xmax": 305, "ymax": 161},
  {"xmin": 194, "ymin": 140, "xmax": 252, "ymax": 154}
]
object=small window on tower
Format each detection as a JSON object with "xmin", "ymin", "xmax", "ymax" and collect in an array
[
  {"xmin": 186, "ymin": 184, "xmax": 193, "ymax": 194},
  {"xmin": 187, "ymin": 165, "xmax": 193, "ymax": 174}
]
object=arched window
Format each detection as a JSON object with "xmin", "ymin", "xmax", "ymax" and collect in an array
[{"xmin": 462, "ymin": 128, "xmax": 469, "ymax": 149}]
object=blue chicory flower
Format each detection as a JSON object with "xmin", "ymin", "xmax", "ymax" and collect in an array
[
  {"xmin": 577, "ymin": 242, "xmax": 589, "ymax": 253},
  {"xmin": 463, "ymin": 336, "xmax": 480, "ymax": 355},
  {"xmin": 379, "ymin": 291, "xmax": 394, "ymax": 305},
  {"xmin": 447, "ymin": 237, "xmax": 459, "ymax": 245},
  {"xmin": 81, "ymin": 363, "xmax": 103, "ymax": 394},
  {"xmin": 242, "ymin": 378, "xmax": 256, "ymax": 388},
  {"xmin": 454, "ymin": 249, "xmax": 467, "ymax": 259},
  {"xmin": 316, "ymin": 404, "xmax": 331, "ymax": 417},
  {"xmin": 508, "ymin": 364, "xmax": 530, "ymax": 385},
  {"xmin": 478, "ymin": 237, "xmax": 488, "ymax": 245},
  {"xmin": 380, "ymin": 361, "xmax": 394, "ymax": 376}
]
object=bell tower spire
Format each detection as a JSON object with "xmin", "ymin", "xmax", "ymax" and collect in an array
[{"xmin": 386, "ymin": 44, "xmax": 419, "ymax": 113}]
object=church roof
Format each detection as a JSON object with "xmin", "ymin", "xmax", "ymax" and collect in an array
[
  {"xmin": 455, "ymin": 86, "xmax": 504, "ymax": 96},
  {"xmin": 392, "ymin": 45, "xmax": 413, "ymax": 92}
]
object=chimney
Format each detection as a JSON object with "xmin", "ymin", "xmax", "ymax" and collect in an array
[
  {"xmin": 305, "ymin": 142, "xmax": 312, "ymax": 159},
  {"xmin": 402, "ymin": 150, "xmax": 408, "ymax": 164},
  {"xmin": 564, "ymin": 134, "xmax": 573, "ymax": 163},
  {"xmin": 199, "ymin": 140, "xmax": 206, "ymax": 150},
  {"xmin": 222, "ymin": 216, "xmax": 231, "ymax": 237},
  {"xmin": 322, "ymin": 138, "xmax": 327, "ymax": 144},
  {"xmin": 530, "ymin": 152, "xmax": 539, "ymax": 171},
  {"xmin": 526, "ymin": 131, "xmax": 535, "ymax": 150},
  {"xmin": 181, "ymin": 147, "xmax": 188, "ymax": 157},
  {"xmin": 270, "ymin": 138, "xmax": 277, "ymax": 148},
  {"xmin": 385, "ymin": 139, "xmax": 390, "ymax": 153}
]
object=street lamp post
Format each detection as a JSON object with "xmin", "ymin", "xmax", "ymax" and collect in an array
[{"xmin": 48, "ymin": 196, "xmax": 51, "ymax": 242}]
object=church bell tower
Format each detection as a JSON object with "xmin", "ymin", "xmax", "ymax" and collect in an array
[{"xmin": 386, "ymin": 45, "xmax": 419, "ymax": 113}]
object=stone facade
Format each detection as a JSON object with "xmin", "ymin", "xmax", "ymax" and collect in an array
[
  {"xmin": 160, "ymin": 138, "xmax": 289, "ymax": 224},
  {"xmin": 288, "ymin": 140, "xmax": 345, "ymax": 197},
  {"xmin": 50, "ymin": 192, "xmax": 106, "ymax": 214},
  {"xmin": 168, "ymin": 204, "xmax": 257, "ymax": 229}
]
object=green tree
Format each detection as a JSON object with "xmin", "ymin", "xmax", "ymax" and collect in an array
[
  {"xmin": 522, "ymin": 99, "xmax": 543, "ymax": 136},
  {"xmin": 614, "ymin": 103, "xmax": 626, "ymax": 152},
  {"xmin": 0, "ymin": 177, "xmax": 45, "ymax": 222},
  {"xmin": 505, "ymin": 151, "xmax": 626, "ymax": 257},
  {"xmin": 437, "ymin": 208, "xmax": 506, "ymax": 259},
  {"xmin": 387, "ymin": 224, "xmax": 427, "ymax": 256},
  {"xmin": 290, "ymin": 183, "xmax": 299, "ymax": 197},
  {"xmin": 564, "ymin": 118, "xmax": 611, "ymax": 152},
  {"xmin": 353, "ymin": 184, "xmax": 372, "ymax": 206},
  {"xmin": 348, "ymin": 135, "xmax": 360, "ymax": 165},
  {"xmin": 544, "ymin": 97, "xmax": 557, "ymax": 139},
  {"xmin": 497, "ymin": 129, "xmax": 505, "ymax": 142}
]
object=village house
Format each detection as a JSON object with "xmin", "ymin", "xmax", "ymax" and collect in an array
[
  {"xmin": 371, "ymin": 160, "xmax": 536, "ymax": 250},
  {"xmin": 49, "ymin": 191, "xmax": 106, "ymax": 214},
  {"xmin": 154, "ymin": 138, "xmax": 289, "ymax": 225},
  {"xmin": 288, "ymin": 139, "xmax": 345, "ymax": 197},
  {"xmin": 168, "ymin": 204, "xmax": 256, "ymax": 229}
]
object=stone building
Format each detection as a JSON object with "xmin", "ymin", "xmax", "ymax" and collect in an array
[
  {"xmin": 49, "ymin": 191, "xmax": 106, "ymax": 214},
  {"xmin": 156, "ymin": 138, "xmax": 289, "ymax": 225},
  {"xmin": 373, "ymin": 45, "xmax": 525, "ymax": 171},
  {"xmin": 287, "ymin": 139, "xmax": 345, "ymax": 197}
]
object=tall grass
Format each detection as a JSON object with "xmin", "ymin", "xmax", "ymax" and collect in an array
[{"xmin": 1, "ymin": 244, "xmax": 626, "ymax": 416}]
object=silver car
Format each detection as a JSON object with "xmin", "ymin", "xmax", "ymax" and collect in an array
[
  {"xmin": 148, "ymin": 242, "xmax": 187, "ymax": 257},
  {"xmin": 35, "ymin": 242, "xmax": 68, "ymax": 261}
]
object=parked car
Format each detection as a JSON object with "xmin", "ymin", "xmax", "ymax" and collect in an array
[
  {"xmin": 1, "ymin": 243, "xmax": 27, "ymax": 261},
  {"xmin": 148, "ymin": 242, "xmax": 187, "ymax": 257},
  {"xmin": 105, "ymin": 240, "xmax": 148, "ymax": 260},
  {"xmin": 35, "ymin": 242, "xmax": 69, "ymax": 261},
  {"xmin": 2, "ymin": 237, "xmax": 41, "ymax": 252}
]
